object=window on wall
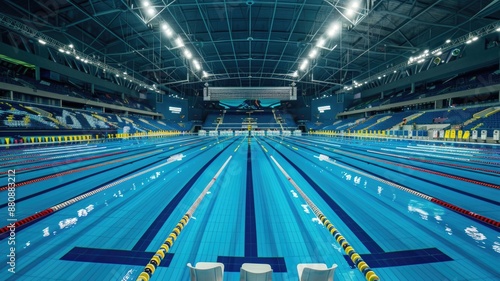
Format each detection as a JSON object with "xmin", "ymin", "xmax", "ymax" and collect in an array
[
  {"xmin": 337, "ymin": 93, "xmax": 344, "ymax": 103},
  {"xmin": 156, "ymin": 93, "xmax": 163, "ymax": 103}
]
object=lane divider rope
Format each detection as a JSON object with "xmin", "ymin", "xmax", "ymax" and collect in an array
[
  {"xmin": 0, "ymin": 153, "xmax": 187, "ymax": 235},
  {"xmin": 335, "ymin": 149, "xmax": 500, "ymax": 190},
  {"xmin": 0, "ymin": 151, "xmax": 124, "ymax": 175},
  {"xmin": 0, "ymin": 150, "xmax": 160, "ymax": 191},
  {"xmin": 368, "ymin": 150, "xmax": 499, "ymax": 174},
  {"xmin": 270, "ymin": 155, "xmax": 380, "ymax": 281},
  {"xmin": 318, "ymin": 154, "xmax": 500, "ymax": 228},
  {"xmin": 136, "ymin": 155, "xmax": 233, "ymax": 281},
  {"xmin": 0, "ymin": 147, "xmax": 123, "ymax": 167}
]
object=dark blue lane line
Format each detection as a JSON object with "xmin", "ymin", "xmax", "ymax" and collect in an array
[
  {"xmin": 262, "ymin": 138, "xmax": 452, "ymax": 268},
  {"xmin": 218, "ymin": 139, "xmax": 287, "ymax": 272},
  {"xmin": 61, "ymin": 247, "xmax": 174, "ymax": 267},
  {"xmin": 61, "ymin": 137, "xmax": 237, "ymax": 266},
  {"xmin": 244, "ymin": 143, "xmax": 257, "ymax": 257},
  {"xmin": 264, "ymin": 139, "xmax": 383, "ymax": 253},
  {"xmin": 342, "ymin": 248, "xmax": 452, "ymax": 268},
  {"xmin": 132, "ymin": 140, "xmax": 234, "ymax": 251}
]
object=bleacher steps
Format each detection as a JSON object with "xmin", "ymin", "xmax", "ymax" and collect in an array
[
  {"xmin": 361, "ymin": 115, "xmax": 392, "ymax": 130},
  {"xmin": 391, "ymin": 112, "xmax": 424, "ymax": 129},
  {"xmin": 473, "ymin": 107, "xmax": 496, "ymax": 118},
  {"xmin": 485, "ymin": 107, "xmax": 500, "ymax": 117},
  {"xmin": 464, "ymin": 107, "xmax": 499, "ymax": 127}
]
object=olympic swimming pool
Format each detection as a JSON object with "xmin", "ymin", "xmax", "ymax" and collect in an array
[{"xmin": 0, "ymin": 135, "xmax": 499, "ymax": 280}]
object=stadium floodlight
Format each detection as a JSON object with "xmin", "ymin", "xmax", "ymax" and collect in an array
[
  {"xmin": 308, "ymin": 48, "xmax": 318, "ymax": 59},
  {"xmin": 326, "ymin": 22, "xmax": 340, "ymax": 37},
  {"xmin": 193, "ymin": 59, "xmax": 201, "ymax": 71},
  {"xmin": 316, "ymin": 38, "xmax": 326, "ymax": 48},
  {"xmin": 162, "ymin": 23, "xmax": 174, "ymax": 37},
  {"xmin": 146, "ymin": 7, "xmax": 156, "ymax": 16},
  {"xmin": 299, "ymin": 59, "xmax": 309, "ymax": 71},
  {"xmin": 183, "ymin": 49, "xmax": 192, "ymax": 59},
  {"xmin": 175, "ymin": 37, "xmax": 184, "ymax": 47}
]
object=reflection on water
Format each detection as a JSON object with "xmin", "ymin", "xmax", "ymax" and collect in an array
[
  {"xmin": 493, "ymin": 240, "xmax": 500, "ymax": 253},
  {"xmin": 77, "ymin": 204, "xmax": 95, "ymax": 217},
  {"xmin": 113, "ymin": 190, "xmax": 123, "ymax": 198},
  {"xmin": 331, "ymin": 243, "xmax": 342, "ymax": 253},
  {"xmin": 312, "ymin": 218, "xmax": 322, "ymax": 225},
  {"xmin": 445, "ymin": 225, "xmax": 453, "ymax": 236},
  {"xmin": 58, "ymin": 217, "xmax": 78, "ymax": 229},
  {"xmin": 407, "ymin": 199, "xmax": 448, "ymax": 223},
  {"xmin": 407, "ymin": 200, "xmax": 445, "ymax": 223},
  {"xmin": 42, "ymin": 227, "xmax": 50, "ymax": 237},
  {"xmin": 408, "ymin": 202, "xmax": 429, "ymax": 220},
  {"xmin": 353, "ymin": 176, "xmax": 361, "ymax": 185},
  {"xmin": 301, "ymin": 204, "xmax": 310, "ymax": 214},
  {"xmin": 121, "ymin": 269, "xmax": 136, "ymax": 281},
  {"xmin": 464, "ymin": 226, "xmax": 487, "ymax": 249},
  {"xmin": 377, "ymin": 186, "xmax": 383, "ymax": 196}
]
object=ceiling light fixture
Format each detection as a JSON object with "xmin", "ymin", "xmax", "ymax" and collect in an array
[
  {"xmin": 316, "ymin": 38, "xmax": 326, "ymax": 47},
  {"xmin": 183, "ymin": 49, "xmax": 192, "ymax": 59},
  {"xmin": 193, "ymin": 59, "xmax": 201, "ymax": 71},
  {"xmin": 146, "ymin": 7, "xmax": 156, "ymax": 16},
  {"xmin": 308, "ymin": 48, "xmax": 318, "ymax": 59},
  {"xmin": 326, "ymin": 22, "xmax": 340, "ymax": 37},
  {"xmin": 175, "ymin": 37, "xmax": 184, "ymax": 47},
  {"xmin": 299, "ymin": 59, "xmax": 309, "ymax": 71}
]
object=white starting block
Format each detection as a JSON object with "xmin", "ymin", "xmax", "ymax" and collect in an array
[{"xmin": 480, "ymin": 130, "xmax": 487, "ymax": 142}]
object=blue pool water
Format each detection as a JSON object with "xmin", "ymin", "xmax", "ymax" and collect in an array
[{"xmin": 0, "ymin": 135, "xmax": 499, "ymax": 280}]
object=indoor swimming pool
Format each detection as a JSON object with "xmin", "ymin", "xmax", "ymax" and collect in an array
[{"xmin": 0, "ymin": 135, "xmax": 499, "ymax": 280}]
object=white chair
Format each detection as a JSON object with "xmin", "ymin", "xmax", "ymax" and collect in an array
[
  {"xmin": 297, "ymin": 263, "xmax": 337, "ymax": 281},
  {"xmin": 187, "ymin": 262, "xmax": 224, "ymax": 281},
  {"xmin": 240, "ymin": 263, "xmax": 273, "ymax": 281}
]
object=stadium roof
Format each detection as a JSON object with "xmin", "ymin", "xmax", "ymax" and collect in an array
[{"xmin": 1, "ymin": 0, "xmax": 499, "ymax": 96}]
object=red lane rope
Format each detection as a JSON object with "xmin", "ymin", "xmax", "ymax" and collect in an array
[
  {"xmin": 319, "ymin": 155, "xmax": 500, "ymax": 229},
  {"xmin": 0, "ymin": 151, "xmax": 186, "ymax": 236},
  {"xmin": 336, "ymin": 150, "xmax": 500, "ymax": 190},
  {"xmin": 0, "ymin": 147, "xmax": 111, "ymax": 167},
  {"xmin": 409, "ymin": 158, "xmax": 500, "ymax": 174},
  {"xmin": 430, "ymin": 198, "xmax": 500, "ymax": 228},
  {"xmin": 0, "ymin": 209, "xmax": 54, "ymax": 234},
  {"xmin": 0, "ymin": 151, "xmax": 124, "ymax": 175},
  {"xmin": 0, "ymin": 150, "xmax": 160, "ymax": 191}
]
